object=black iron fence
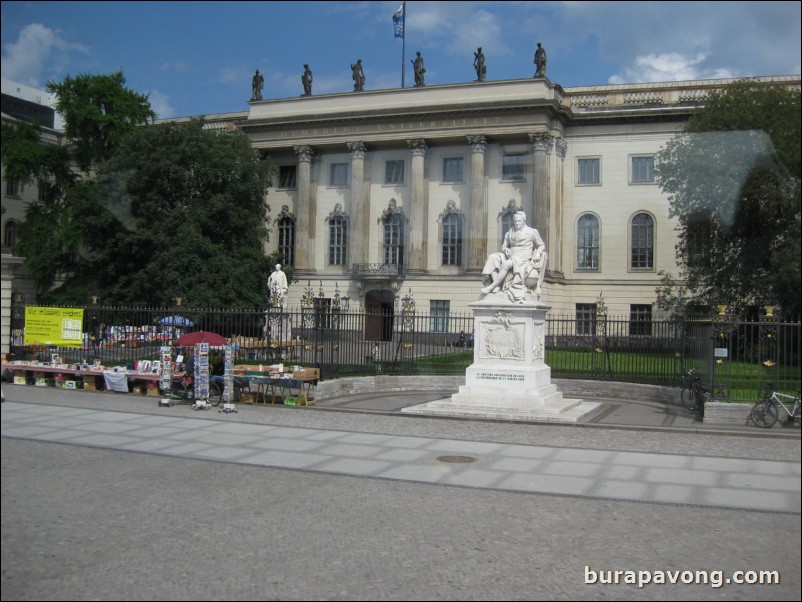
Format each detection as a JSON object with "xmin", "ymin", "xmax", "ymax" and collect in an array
[{"xmin": 7, "ymin": 302, "xmax": 800, "ymax": 401}]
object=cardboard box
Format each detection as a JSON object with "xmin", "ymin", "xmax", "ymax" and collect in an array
[
  {"xmin": 82, "ymin": 378, "xmax": 98, "ymax": 391},
  {"xmin": 35, "ymin": 378, "xmax": 53, "ymax": 387},
  {"xmin": 14, "ymin": 376, "xmax": 28, "ymax": 385},
  {"xmin": 241, "ymin": 392, "xmax": 256, "ymax": 404},
  {"xmin": 65, "ymin": 381, "xmax": 80, "ymax": 390}
]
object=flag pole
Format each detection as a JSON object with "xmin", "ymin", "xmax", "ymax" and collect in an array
[{"xmin": 401, "ymin": 1, "xmax": 406, "ymax": 88}]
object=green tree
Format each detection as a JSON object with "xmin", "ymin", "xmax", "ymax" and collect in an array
[
  {"xmin": 75, "ymin": 119, "xmax": 276, "ymax": 308},
  {"xmin": 1, "ymin": 71, "xmax": 156, "ymax": 296},
  {"xmin": 655, "ymin": 80, "xmax": 801, "ymax": 317}
]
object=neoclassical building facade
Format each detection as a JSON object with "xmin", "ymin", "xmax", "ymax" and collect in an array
[
  {"xmin": 3, "ymin": 74, "xmax": 799, "ymax": 352},
  {"xmin": 221, "ymin": 75, "xmax": 798, "ymax": 321}
]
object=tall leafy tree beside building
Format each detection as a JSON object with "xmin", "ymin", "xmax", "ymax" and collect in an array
[
  {"xmin": 655, "ymin": 80, "xmax": 801, "ymax": 317},
  {"xmin": 2, "ymin": 71, "xmax": 277, "ymax": 307},
  {"xmin": 2, "ymin": 71, "xmax": 155, "ymax": 297}
]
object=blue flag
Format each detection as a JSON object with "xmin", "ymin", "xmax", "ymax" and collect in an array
[{"xmin": 393, "ymin": 3, "xmax": 404, "ymax": 38}]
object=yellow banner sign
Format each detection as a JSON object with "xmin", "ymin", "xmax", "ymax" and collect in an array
[{"xmin": 23, "ymin": 307, "xmax": 85, "ymax": 348}]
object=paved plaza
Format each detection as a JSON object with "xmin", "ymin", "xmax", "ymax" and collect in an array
[{"xmin": 1, "ymin": 385, "xmax": 800, "ymax": 600}]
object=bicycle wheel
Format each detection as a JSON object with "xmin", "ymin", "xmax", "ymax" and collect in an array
[
  {"xmin": 209, "ymin": 382, "xmax": 223, "ymax": 407},
  {"xmin": 750, "ymin": 401, "xmax": 778, "ymax": 428},
  {"xmin": 169, "ymin": 380, "xmax": 189, "ymax": 405},
  {"xmin": 681, "ymin": 386, "xmax": 696, "ymax": 411}
]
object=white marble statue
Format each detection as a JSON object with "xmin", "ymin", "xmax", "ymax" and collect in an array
[{"xmin": 481, "ymin": 210, "xmax": 547, "ymax": 302}]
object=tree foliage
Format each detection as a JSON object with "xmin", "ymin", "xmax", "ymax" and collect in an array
[
  {"xmin": 47, "ymin": 71, "xmax": 156, "ymax": 172},
  {"xmin": 655, "ymin": 80, "xmax": 801, "ymax": 317},
  {"xmin": 2, "ymin": 71, "xmax": 279, "ymax": 308},
  {"xmin": 76, "ymin": 119, "xmax": 276, "ymax": 307}
]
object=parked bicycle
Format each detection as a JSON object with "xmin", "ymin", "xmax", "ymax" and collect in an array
[
  {"xmin": 166, "ymin": 376, "xmax": 222, "ymax": 407},
  {"xmin": 750, "ymin": 385, "xmax": 801, "ymax": 428},
  {"xmin": 680, "ymin": 368, "xmax": 708, "ymax": 415}
]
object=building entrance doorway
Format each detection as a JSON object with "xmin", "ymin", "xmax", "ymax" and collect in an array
[{"xmin": 365, "ymin": 290, "xmax": 394, "ymax": 341}]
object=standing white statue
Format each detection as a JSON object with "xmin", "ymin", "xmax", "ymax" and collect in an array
[
  {"xmin": 481, "ymin": 210, "xmax": 547, "ymax": 302},
  {"xmin": 267, "ymin": 264, "xmax": 289, "ymax": 309}
]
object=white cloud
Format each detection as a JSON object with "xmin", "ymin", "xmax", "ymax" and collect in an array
[
  {"xmin": 608, "ymin": 52, "xmax": 736, "ymax": 84},
  {"xmin": 1, "ymin": 23, "xmax": 89, "ymax": 87},
  {"xmin": 146, "ymin": 90, "xmax": 175, "ymax": 119}
]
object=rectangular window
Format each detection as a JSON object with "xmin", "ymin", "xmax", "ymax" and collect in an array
[
  {"xmin": 502, "ymin": 154, "xmax": 526, "ymax": 181},
  {"xmin": 430, "ymin": 300, "xmax": 450, "ymax": 333},
  {"xmin": 630, "ymin": 304, "xmax": 653, "ymax": 336},
  {"xmin": 278, "ymin": 165, "xmax": 297, "ymax": 188},
  {"xmin": 631, "ymin": 156, "xmax": 655, "ymax": 183},
  {"xmin": 328, "ymin": 218, "xmax": 347, "ymax": 266},
  {"xmin": 384, "ymin": 160, "xmax": 405, "ymax": 185},
  {"xmin": 330, "ymin": 163, "xmax": 349, "ymax": 187},
  {"xmin": 576, "ymin": 303, "xmax": 597, "ymax": 336},
  {"xmin": 441, "ymin": 215, "xmax": 463, "ymax": 266},
  {"xmin": 442, "ymin": 157, "xmax": 464, "ymax": 183},
  {"xmin": 577, "ymin": 158, "xmax": 600, "ymax": 185},
  {"xmin": 278, "ymin": 219, "xmax": 295, "ymax": 267},
  {"xmin": 6, "ymin": 179, "xmax": 22, "ymax": 197}
]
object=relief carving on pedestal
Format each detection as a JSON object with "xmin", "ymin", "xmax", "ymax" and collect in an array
[{"xmin": 481, "ymin": 312, "xmax": 524, "ymax": 359}]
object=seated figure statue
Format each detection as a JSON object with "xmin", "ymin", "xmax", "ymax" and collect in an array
[{"xmin": 481, "ymin": 210, "xmax": 547, "ymax": 302}]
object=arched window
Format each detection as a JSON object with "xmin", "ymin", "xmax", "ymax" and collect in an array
[
  {"xmin": 4, "ymin": 220, "xmax": 17, "ymax": 250},
  {"xmin": 630, "ymin": 212, "xmax": 654, "ymax": 270},
  {"xmin": 577, "ymin": 214, "xmax": 600, "ymax": 270}
]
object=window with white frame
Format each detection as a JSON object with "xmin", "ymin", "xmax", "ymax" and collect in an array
[
  {"xmin": 577, "ymin": 158, "xmax": 600, "ymax": 185},
  {"xmin": 330, "ymin": 163, "xmax": 349, "ymax": 187},
  {"xmin": 502, "ymin": 154, "xmax": 526, "ymax": 181},
  {"xmin": 430, "ymin": 300, "xmax": 450, "ymax": 333},
  {"xmin": 328, "ymin": 215, "xmax": 347, "ymax": 265},
  {"xmin": 278, "ymin": 165, "xmax": 297, "ymax": 188},
  {"xmin": 630, "ymin": 212, "xmax": 654, "ymax": 270},
  {"xmin": 384, "ymin": 160, "xmax": 405, "ymax": 185},
  {"xmin": 442, "ymin": 157, "xmax": 464, "ymax": 183},
  {"xmin": 441, "ymin": 213, "xmax": 463, "ymax": 266},
  {"xmin": 630, "ymin": 304, "xmax": 652, "ymax": 336},
  {"xmin": 278, "ymin": 217, "xmax": 295, "ymax": 266},
  {"xmin": 577, "ymin": 214, "xmax": 600, "ymax": 270},
  {"xmin": 631, "ymin": 155, "xmax": 655, "ymax": 183}
]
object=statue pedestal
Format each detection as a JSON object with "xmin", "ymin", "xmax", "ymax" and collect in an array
[{"xmin": 402, "ymin": 294, "xmax": 601, "ymax": 423}]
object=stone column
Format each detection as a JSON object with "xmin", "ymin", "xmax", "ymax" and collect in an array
[
  {"xmin": 466, "ymin": 135, "xmax": 487, "ymax": 272},
  {"xmin": 346, "ymin": 141, "xmax": 368, "ymax": 267},
  {"xmin": 529, "ymin": 132, "xmax": 554, "ymax": 252},
  {"xmin": 552, "ymin": 137, "xmax": 567, "ymax": 274},
  {"xmin": 406, "ymin": 139, "xmax": 428, "ymax": 273},
  {"xmin": 293, "ymin": 145, "xmax": 314, "ymax": 271}
]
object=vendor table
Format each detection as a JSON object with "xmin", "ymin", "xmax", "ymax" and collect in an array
[{"xmin": 248, "ymin": 368, "xmax": 319, "ymax": 405}]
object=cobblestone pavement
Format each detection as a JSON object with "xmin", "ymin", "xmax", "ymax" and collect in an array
[{"xmin": 2, "ymin": 385, "xmax": 800, "ymax": 601}]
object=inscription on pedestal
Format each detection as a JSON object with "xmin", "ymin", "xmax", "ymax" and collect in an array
[{"xmin": 475, "ymin": 372, "xmax": 525, "ymax": 382}]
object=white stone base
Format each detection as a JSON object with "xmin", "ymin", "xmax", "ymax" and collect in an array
[
  {"xmin": 400, "ymin": 293, "xmax": 603, "ymax": 423},
  {"xmin": 401, "ymin": 397, "xmax": 603, "ymax": 423}
]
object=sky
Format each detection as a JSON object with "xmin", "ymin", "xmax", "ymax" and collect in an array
[{"xmin": 2, "ymin": 1, "xmax": 800, "ymax": 120}]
